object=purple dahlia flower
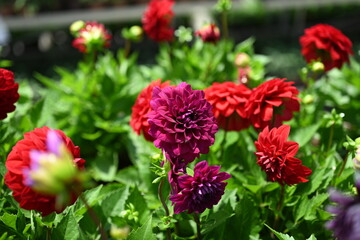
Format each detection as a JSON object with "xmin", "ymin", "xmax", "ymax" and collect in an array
[
  {"xmin": 169, "ymin": 160, "xmax": 231, "ymax": 214},
  {"xmin": 148, "ymin": 82, "xmax": 218, "ymax": 164},
  {"xmin": 326, "ymin": 179, "xmax": 360, "ymax": 240}
]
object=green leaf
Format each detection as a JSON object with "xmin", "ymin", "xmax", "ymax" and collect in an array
[
  {"xmin": 306, "ymin": 234, "xmax": 317, "ymax": 240},
  {"xmin": 52, "ymin": 212, "xmax": 80, "ymax": 240},
  {"xmin": 128, "ymin": 216, "xmax": 156, "ymax": 240},
  {"xmin": 291, "ymin": 123, "xmax": 321, "ymax": 146},
  {"xmin": 265, "ymin": 224, "xmax": 295, "ymax": 240},
  {"xmin": 0, "ymin": 213, "xmax": 17, "ymax": 231},
  {"xmin": 101, "ymin": 186, "xmax": 130, "ymax": 217}
]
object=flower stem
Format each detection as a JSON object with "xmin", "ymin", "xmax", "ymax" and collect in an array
[
  {"xmin": 221, "ymin": 11, "xmax": 229, "ymax": 39},
  {"xmin": 327, "ymin": 123, "xmax": 335, "ymax": 154},
  {"xmin": 272, "ymin": 184, "xmax": 285, "ymax": 237},
  {"xmin": 124, "ymin": 39, "xmax": 131, "ymax": 58},
  {"xmin": 78, "ymin": 193, "xmax": 108, "ymax": 240},
  {"xmin": 158, "ymin": 178, "xmax": 172, "ymax": 240},
  {"xmin": 218, "ymin": 129, "xmax": 228, "ymax": 162},
  {"xmin": 193, "ymin": 213, "xmax": 202, "ymax": 240}
]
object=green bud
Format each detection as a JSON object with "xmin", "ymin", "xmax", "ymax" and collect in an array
[
  {"xmin": 234, "ymin": 53, "xmax": 251, "ymax": 68},
  {"xmin": 70, "ymin": 20, "xmax": 85, "ymax": 35},
  {"xmin": 302, "ymin": 94, "xmax": 314, "ymax": 104},
  {"xmin": 311, "ymin": 61, "xmax": 325, "ymax": 73},
  {"xmin": 110, "ymin": 225, "xmax": 130, "ymax": 240},
  {"xmin": 122, "ymin": 26, "xmax": 143, "ymax": 42}
]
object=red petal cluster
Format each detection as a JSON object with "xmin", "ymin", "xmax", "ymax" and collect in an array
[
  {"xmin": 4, "ymin": 127, "xmax": 85, "ymax": 216},
  {"xmin": 300, "ymin": 24, "xmax": 353, "ymax": 71},
  {"xmin": 196, "ymin": 24, "xmax": 220, "ymax": 43},
  {"xmin": 142, "ymin": 0, "xmax": 174, "ymax": 42},
  {"xmin": 72, "ymin": 21, "xmax": 111, "ymax": 53},
  {"xmin": 0, "ymin": 68, "xmax": 19, "ymax": 120},
  {"xmin": 130, "ymin": 79, "xmax": 171, "ymax": 141},
  {"xmin": 204, "ymin": 82, "xmax": 251, "ymax": 131},
  {"xmin": 245, "ymin": 78, "xmax": 300, "ymax": 130},
  {"xmin": 254, "ymin": 125, "xmax": 311, "ymax": 185}
]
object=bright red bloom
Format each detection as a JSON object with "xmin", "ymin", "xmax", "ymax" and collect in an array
[
  {"xmin": 4, "ymin": 127, "xmax": 85, "ymax": 216},
  {"xmin": 130, "ymin": 79, "xmax": 171, "ymax": 141},
  {"xmin": 72, "ymin": 21, "xmax": 111, "ymax": 53},
  {"xmin": 0, "ymin": 68, "xmax": 19, "ymax": 120},
  {"xmin": 254, "ymin": 125, "xmax": 311, "ymax": 185},
  {"xmin": 169, "ymin": 160, "xmax": 231, "ymax": 214},
  {"xmin": 245, "ymin": 78, "xmax": 300, "ymax": 130},
  {"xmin": 196, "ymin": 24, "xmax": 220, "ymax": 43},
  {"xmin": 142, "ymin": 0, "xmax": 174, "ymax": 42},
  {"xmin": 204, "ymin": 82, "xmax": 251, "ymax": 131},
  {"xmin": 300, "ymin": 24, "xmax": 353, "ymax": 71}
]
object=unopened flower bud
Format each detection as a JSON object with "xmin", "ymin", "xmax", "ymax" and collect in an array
[
  {"xmin": 23, "ymin": 130, "xmax": 87, "ymax": 196},
  {"xmin": 235, "ymin": 53, "xmax": 251, "ymax": 68},
  {"xmin": 195, "ymin": 24, "xmax": 220, "ymax": 43},
  {"xmin": 303, "ymin": 94, "xmax": 314, "ymax": 104},
  {"xmin": 110, "ymin": 225, "xmax": 130, "ymax": 240},
  {"xmin": 354, "ymin": 146, "xmax": 360, "ymax": 170},
  {"xmin": 70, "ymin": 20, "xmax": 85, "ymax": 35},
  {"xmin": 129, "ymin": 26, "xmax": 143, "ymax": 41},
  {"xmin": 311, "ymin": 61, "xmax": 325, "ymax": 73}
]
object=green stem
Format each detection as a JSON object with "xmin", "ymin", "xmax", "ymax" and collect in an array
[
  {"xmin": 124, "ymin": 39, "xmax": 131, "ymax": 58},
  {"xmin": 158, "ymin": 178, "xmax": 172, "ymax": 240},
  {"xmin": 327, "ymin": 124, "xmax": 335, "ymax": 154},
  {"xmin": 221, "ymin": 11, "xmax": 229, "ymax": 39},
  {"xmin": 218, "ymin": 122, "xmax": 229, "ymax": 162},
  {"xmin": 193, "ymin": 213, "xmax": 202, "ymax": 240},
  {"xmin": 79, "ymin": 194, "xmax": 108, "ymax": 240},
  {"xmin": 272, "ymin": 184, "xmax": 285, "ymax": 237},
  {"xmin": 338, "ymin": 151, "xmax": 349, "ymax": 177}
]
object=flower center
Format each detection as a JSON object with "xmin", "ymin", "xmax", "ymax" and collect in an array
[{"xmin": 177, "ymin": 109, "xmax": 198, "ymax": 128}]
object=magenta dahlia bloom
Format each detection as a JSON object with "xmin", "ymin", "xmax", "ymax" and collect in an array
[
  {"xmin": 148, "ymin": 82, "xmax": 218, "ymax": 164},
  {"xmin": 326, "ymin": 179, "xmax": 360, "ymax": 240},
  {"xmin": 169, "ymin": 161, "xmax": 231, "ymax": 214}
]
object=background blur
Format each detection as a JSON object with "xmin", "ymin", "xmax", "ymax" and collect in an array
[{"xmin": 1, "ymin": 0, "xmax": 360, "ymax": 81}]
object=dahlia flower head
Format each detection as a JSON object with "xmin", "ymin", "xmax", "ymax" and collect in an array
[
  {"xmin": 169, "ymin": 160, "xmax": 231, "ymax": 214},
  {"xmin": 245, "ymin": 78, "xmax": 300, "ymax": 130},
  {"xmin": 300, "ymin": 24, "xmax": 353, "ymax": 71},
  {"xmin": 130, "ymin": 79, "xmax": 171, "ymax": 141},
  {"xmin": 142, "ymin": 0, "xmax": 174, "ymax": 42},
  {"xmin": 0, "ymin": 68, "xmax": 19, "ymax": 120},
  {"xmin": 5, "ymin": 127, "xmax": 86, "ymax": 216},
  {"xmin": 254, "ymin": 125, "xmax": 312, "ymax": 185},
  {"xmin": 326, "ymin": 179, "xmax": 360, "ymax": 240},
  {"xmin": 148, "ymin": 82, "xmax": 218, "ymax": 164},
  {"xmin": 72, "ymin": 21, "xmax": 111, "ymax": 53},
  {"xmin": 196, "ymin": 24, "xmax": 221, "ymax": 43},
  {"xmin": 204, "ymin": 81, "xmax": 251, "ymax": 131}
]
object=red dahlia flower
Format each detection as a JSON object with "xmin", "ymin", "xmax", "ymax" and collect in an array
[
  {"xmin": 196, "ymin": 24, "xmax": 220, "ymax": 43},
  {"xmin": 0, "ymin": 68, "xmax": 19, "ymax": 120},
  {"xmin": 142, "ymin": 0, "xmax": 174, "ymax": 42},
  {"xmin": 130, "ymin": 79, "xmax": 171, "ymax": 141},
  {"xmin": 254, "ymin": 125, "xmax": 311, "ymax": 185},
  {"xmin": 5, "ymin": 127, "xmax": 85, "ymax": 216},
  {"xmin": 300, "ymin": 24, "xmax": 353, "ymax": 71},
  {"xmin": 72, "ymin": 21, "xmax": 111, "ymax": 53},
  {"xmin": 148, "ymin": 82, "xmax": 218, "ymax": 164},
  {"xmin": 169, "ymin": 160, "xmax": 231, "ymax": 214},
  {"xmin": 204, "ymin": 82, "xmax": 251, "ymax": 131},
  {"xmin": 245, "ymin": 78, "xmax": 300, "ymax": 130}
]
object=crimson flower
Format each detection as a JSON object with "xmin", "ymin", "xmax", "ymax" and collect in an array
[
  {"xmin": 142, "ymin": 0, "xmax": 174, "ymax": 42},
  {"xmin": 148, "ymin": 82, "xmax": 218, "ymax": 164},
  {"xmin": 130, "ymin": 79, "xmax": 171, "ymax": 141},
  {"xmin": 245, "ymin": 78, "xmax": 300, "ymax": 130},
  {"xmin": 204, "ymin": 82, "xmax": 251, "ymax": 131},
  {"xmin": 5, "ymin": 127, "xmax": 85, "ymax": 216},
  {"xmin": 254, "ymin": 125, "xmax": 312, "ymax": 185},
  {"xmin": 195, "ymin": 24, "xmax": 220, "ymax": 43},
  {"xmin": 169, "ymin": 160, "xmax": 231, "ymax": 214},
  {"xmin": 72, "ymin": 21, "xmax": 111, "ymax": 53},
  {"xmin": 0, "ymin": 68, "xmax": 19, "ymax": 120},
  {"xmin": 300, "ymin": 24, "xmax": 353, "ymax": 71}
]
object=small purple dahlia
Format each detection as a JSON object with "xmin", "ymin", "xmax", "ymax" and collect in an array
[
  {"xmin": 326, "ymin": 179, "xmax": 360, "ymax": 240},
  {"xmin": 148, "ymin": 82, "xmax": 218, "ymax": 164},
  {"xmin": 169, "ymin": 161, "xmax": 231, "ymax": 214}
]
